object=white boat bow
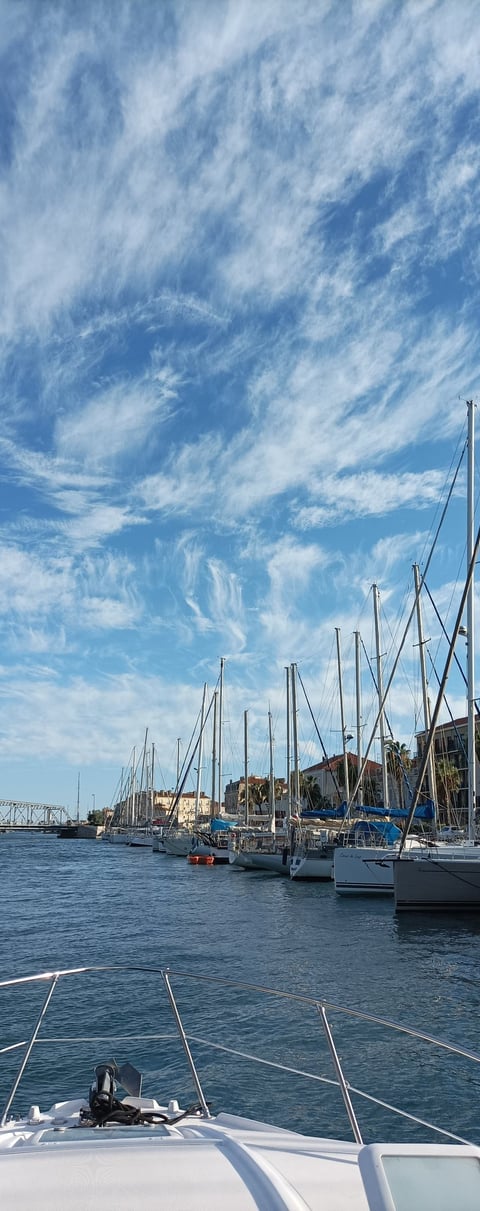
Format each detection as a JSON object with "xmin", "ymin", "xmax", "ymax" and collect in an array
[{"xmin": 1, "ymin": 965, "xmax": 480, "ymax": 1209}]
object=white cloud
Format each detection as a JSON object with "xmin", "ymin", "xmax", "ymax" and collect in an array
[
  {"xmin": 55, "ymin": 370, "xmax": 178, "ymax": 467},
  {"xmin": 0, "ymin": 0, "xmax": 479, "ymax": 805},
  {"xmin": 293, "ymin": 469, "xmax": 458, "ymax": 528},
  {"xmin": 0, "ymin": 542, "xmax": 142, "ymax": 639},
  {"xmin": 136, "ymin": 434, "xmax": 220, "ymax": 516}
]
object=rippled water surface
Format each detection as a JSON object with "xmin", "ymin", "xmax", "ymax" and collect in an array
[{"xmin": 1, "ymin": 833, "xmax": 480, "ymax": 1143}]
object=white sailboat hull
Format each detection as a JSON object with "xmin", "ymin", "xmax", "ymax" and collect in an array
[
  {"xmin": 163, "ymin": 834, "xmax": 192, "ymax": 857},
  {"xmin": 127, "ymin": 831, "xmax": 153, "ymax": 848},
  {"xmin": 334, "ymin": 846, "xmax": 398, "ymax": 895},
  {"xmin": 335, "ymin": 841, "xmax": 479, "ymax": 896},
  {"xmin": 228, "ymin": 848, "xmax": 254, "ymax": 868},
  {"xmin": 248, "ymin": 849, "xmax": 290, "ymax": 875},
  {"xmin": 290, "ymin": 848, "xmax": 334, "ymax": 880},
  {"xmin": 394, "ymin": 851, "xmax": 480, "ymax": 910},
  {"xmin": 103, "ymin": 831, "xmax": 130, "ymax": 845}
]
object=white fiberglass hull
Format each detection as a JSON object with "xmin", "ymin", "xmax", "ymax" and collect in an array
[
  {"xmin": 127, "ymin": 832, "xmax": 153, "ymax": 848},
  {"xmin": 3, "ymin": 963, "xmax": 480, "ymax": 1211},
  {"xmin": 228, "ymin": 848, "xmax": 254, "ymax": 868},
  {"xmin": 248, "ymin": 849, "xmax": 290, "ymax": 875},
  {"xmin": 335, "ymin": 841, "xmax": 479, "ymax": 896},
  {"xmin": 290, "ymin": 849, "xmax": 334, "ymax": 880},
  {"xmin": 103, "ymin": 831, "xmax": 130, "ymax": 845},
  {"xmin": 152, "ymin": 835, "xmax": 166, "ymax": 853},
  {"xmin": 163, "ymin": 834, "xmax": 192, "ymax": 857},
  {"xmin": 394, "ymin": 850, "xmax": 480, "ymax": 910},
  {"xmin": 334, "ymin": 846, "xmax": 398, "ymax": 895}
]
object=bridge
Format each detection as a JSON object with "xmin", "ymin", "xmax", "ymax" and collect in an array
[{"xmin": 0, "ymin": 800, "xmax": 73, "ymax": 830}]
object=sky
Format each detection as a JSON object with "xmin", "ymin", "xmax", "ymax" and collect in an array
[{"xmin": 0, "ymin": 0, "xmax": 479, "ymax": 815}]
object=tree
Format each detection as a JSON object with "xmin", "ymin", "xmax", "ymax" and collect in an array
[
  {"xmin": 298, "ymin": 773, "xmax": 330, "ymax": 811},
  {"xmin": 385, "ymin": 740, "xmax": 412, "ymax": 810},
  {"xmin": 435, "ymin": 758, "xmax": 461, "ymax": 828},
  {"xmin": 245, "ymin": 782, "xmax": 264, "ymax": 807},
  {"xmin": 335, "ymin": 754, "xmax": 359, "ymax": 802},
  {"xmin": 240, "ymin": 777, "xmax": 284, "ymax": 815},
  {"xmin": 87, "ymin": 808, "xmax": 105, "ymax": 826}
]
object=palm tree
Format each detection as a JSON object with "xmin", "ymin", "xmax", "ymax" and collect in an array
[
  {"xmin": 435, "ymin": 758, "xmax": 461, "ymax": 828},
  {"xmin": 299, "ymin": 774, "xmax": 329, "ymax": 811},
  {"xmin": 385, "ymin": 740, "xmax": 412, "ymax": 810},
  {"xmin": 239, "ymin": 780, "xmax": 264, "ymax": 818},
  {"xmin": 240, "ymin": 777, "xmax": 285, "ymax": 817},
  {"xmin": 335, "ymin": 754, "xmax": 359, "ymax": 803}
]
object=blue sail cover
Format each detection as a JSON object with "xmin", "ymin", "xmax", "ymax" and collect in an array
[
  {"xmin": 300, "ymin": 798, "xmax": 434, "ymax": 823},
  {"xmin": 210, "ymin": 818, "xmax": 238, "ymax": 832},
  {"xmin": 351, "ymin": 820, "xmax": 401, "ymax": 844}
]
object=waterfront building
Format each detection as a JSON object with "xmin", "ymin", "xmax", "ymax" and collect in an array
[
  {"xmin": 415, "ymin": 714, "xmax": 480, "ymax": 828},
  {"xmin": 112, "ymin": 789, "xmax": 212, "ymax": 828},
  {"xmin": 302, "ymin": 753, "xmax": 383, "ymax": 809}
]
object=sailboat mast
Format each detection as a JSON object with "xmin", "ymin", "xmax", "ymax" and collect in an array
[
  {"xmin": 217, "ymin": 657, "xmax": 225, "ymax": 815},
  {"xmin": 211, "ymin": 690, "xmax": 218, "ymax": 819},
  {"xmin": 76, "ymin": 772, "xmax": 80, "ymax": 825},
  {"xmin": 413, "ymin": 563, "xmax": 437, "ymax": 822},
  {"xmin": 195, "ymin": 683, "xmax": 207, "ymax": 824},
  {"xmin": 336, "ymin": 628, "xmax": 349, "ymax": 801},
  {"xmin": 291, "ymin": 663, "xmax": 301, "ymax": 814},
  {"xmin": 130, "ymin": 747, "xmax": 136, "ymax": 828},
  {"xmin": 373, "ymin": 585, "xmax": 389, "ymax": 811},
  {"xmin": 268, "ymin": 709, "xmax": 275, "ymax": 836},
  {"xmin": 467, "ymin": 399, "xmax": 476, "ymax": 841},
  {"xmin": 244, "ymin": 709, "xmax": 249, "ymax": 827},
  {"xmin": 139, "ymin": 727, "xmax": 148, "ymax": 820},
  {"xmin": 355, "ymin": 632, "xmax": 363, "ymax": 807},
  {"xmin": 150, "ymin": 743, "xmax": 155, "ymax": 822},
  {"xmin": 285, "ymin": 665, "xmax": 291, "ymax": 825}
]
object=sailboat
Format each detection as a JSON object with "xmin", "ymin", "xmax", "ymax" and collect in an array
[
  {"xmin": 190, "ymin": 662, "xmax": 239, "ymax": 863},
  {"xmin": 394, "ymin": 401, "xmax": 480, "ymax": 909},
  {"xmin": 127, "ymin": 731, "xmax": 156, "ymax": 847},
  {"xmin": 104, "ymin": 749, "xmax": 140, "ymax": 845},
  {"xmin": 163, "ymin": 738, "xmax": 197, "ymax": 858},
  {"xmin": 164, "ymin": 695, "xmax": 213, "ymax": 857},
  {"xmin": 334, "ymin": 585, "xmax": 438, "ymax": 895},
  {"xmin": 243, "ymin": 672, "xmax": 295, "ymax": 876},
  {"xmin": 291, "ymin": 631, "xmax": 355, "ymax": 882},
  {"xmin": 228, "ymin": 708, "xmax": 278, "ymax": 869}
]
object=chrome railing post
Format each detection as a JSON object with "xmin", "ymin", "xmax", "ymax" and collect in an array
[
  {"xmin": 162, "ymin": 970, "xmax": 211, "ymax": 1117},
  {"xmin": 316, "ymin": 1002, "xmax": 363, "ymax": 1144},
  {"xmin": 1, "ymin": 974, "xmax": 59, "ymax": 1126}
]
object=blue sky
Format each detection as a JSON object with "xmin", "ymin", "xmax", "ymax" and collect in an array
[{"xmin": 0, "ymin": 0, "xmax": 478, "ymax": 814}]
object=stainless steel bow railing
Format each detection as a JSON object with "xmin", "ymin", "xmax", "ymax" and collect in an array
[{"xmin": 1, "ymin": 964, "xmax": 479, "ymax": 1144}]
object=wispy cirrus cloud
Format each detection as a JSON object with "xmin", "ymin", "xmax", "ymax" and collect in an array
[
  {"xmin": 293, "ymin": 469, "xmax": 462, "ymax": 529},
  {"xmin": 0, "ymin": 542, "xmax": 142, "ymax": 642},
  {"xmin": 54, "ymin": 366, "xmax": 179, "ymax": 467},
  {"xmin": 0, "ymin": 0, "xmax": 478, "ymax": 804}
]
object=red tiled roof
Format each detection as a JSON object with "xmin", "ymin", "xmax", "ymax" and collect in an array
[{"xmin": 303, "ymin": 753, "xmax": 382, "ymax": 775}]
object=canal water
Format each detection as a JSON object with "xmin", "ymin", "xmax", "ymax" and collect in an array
[{"xmin": 1, "ymin": 833, "xmax": 480, "ymax": 1143}]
